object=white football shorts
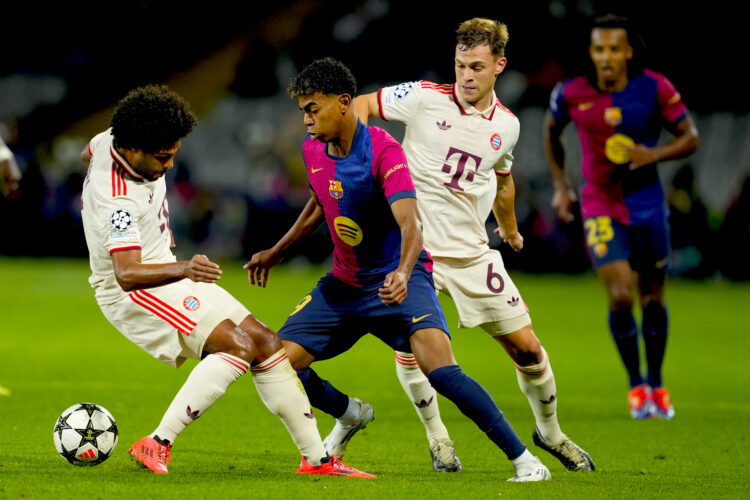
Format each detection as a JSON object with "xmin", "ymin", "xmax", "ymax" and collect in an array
[
  {"xmin": 431, "ymin": 249, "xmax": 531, "ymax": 333},
  {"xmin": 100, "ymin": 279, "xmax": 251, "ymax": 368}
]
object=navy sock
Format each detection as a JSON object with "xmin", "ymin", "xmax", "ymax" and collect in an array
[
  {"xmin": 428, "ymin": 365, "xmax": 526, "ymax": 460},
  {"xmin": 297, "ymin": 367, "xmax": 350, "ymax": 419},
  {"xmin": 642, "ymin": 302, "xmax": 668, "ymax": 388},
  {"xmin": 608, "ymin": 308, "xmax": 643, "ymax": 387}
]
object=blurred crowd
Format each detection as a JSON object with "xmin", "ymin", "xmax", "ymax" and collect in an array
[{"xmin": 1, "ymin": 0, "xmax": 748, "ymax": 280}]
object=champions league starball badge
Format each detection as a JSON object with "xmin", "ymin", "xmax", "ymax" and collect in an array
[
  {"xmin": 392, "ymin": 83, "xmax": 412, "ymax": 99},
  {"xmin": 384, "ymin": 83, "xmax": 413, "ymax": 104},
  {"xmin": 110, "ymin": 209, "xmax": 133, "ymax": 231}
]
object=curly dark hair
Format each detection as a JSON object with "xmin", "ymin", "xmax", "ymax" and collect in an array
[
  {"xmin": 287, "ymin": 57, "xmax": 356, "ymax": 98},
  {"xmin": 111, "ymin": 84, "xmax": 196, "ymax": 153}
]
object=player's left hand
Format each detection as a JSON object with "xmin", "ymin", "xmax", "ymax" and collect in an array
[
  {"xmin": 626, "ymin": 144, "xmax": 658, "ymax": 169},
  {"xmin": 494, "ymin": 227, "xmax": 524, "ymax": 252},
  {"xmin": 379, "ymin": 270, "xmax": 408, "ymax": 306}
]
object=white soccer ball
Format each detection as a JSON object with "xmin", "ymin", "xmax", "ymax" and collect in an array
[{"xmin": 53, "ymin": 403, "xmax": 118, "ymax": 466}]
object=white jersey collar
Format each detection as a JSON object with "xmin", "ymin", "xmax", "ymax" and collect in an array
[
  {"xmin": 452, "ymin": 83, "xmax": 497, "ymax": 120},
  {"xmin": 110, "ymin": 145, "xmax": 145, "ymax": 182}
]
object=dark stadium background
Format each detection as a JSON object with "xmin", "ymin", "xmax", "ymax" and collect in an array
[{"xmin": 1, "ymin": 0, "xmax": 747, "ymax": 280}]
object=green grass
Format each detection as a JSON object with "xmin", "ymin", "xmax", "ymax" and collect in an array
[{"xmin": 1, "ymin": 257, "xmax": 748, "ymax": 499}]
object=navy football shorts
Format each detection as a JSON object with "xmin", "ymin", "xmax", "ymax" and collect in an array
[
  {"xmin": 583, "ymin": 215, "xmax": 670, "ymax": 273},
  {"xmin": 277, "ymin": 264, "xmax": 449, "ymax": 361}
]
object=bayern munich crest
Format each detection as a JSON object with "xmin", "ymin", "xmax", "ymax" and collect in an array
[
  {"xmin": 183, "ymin": 296, "xmax": 200, "ymax": 311},
  {"xmin": 490, "ymin": 133, "xmax": 502, "ymax": 150}
]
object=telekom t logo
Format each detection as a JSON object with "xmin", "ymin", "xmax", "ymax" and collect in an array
[
  {"xmin": 158, "ymin": 197, "xmax": 171, "ymax": 234},
  {"xmin": 442, "ymin": 147, "xmax": 482, "ymax": 191}
]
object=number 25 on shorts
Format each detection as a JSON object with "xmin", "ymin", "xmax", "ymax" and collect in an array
[{"xmin": 584, "ymin": 216, "xmax": 614, "ymax": 258}]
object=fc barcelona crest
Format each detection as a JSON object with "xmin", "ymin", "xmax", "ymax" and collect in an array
[
  {"xmin": 604, "ymin": 107, "xmax": 623, "ymax": 126},
  {"xmin": 329, "ymin": 179, "xmax": 344, "ymax": 199}
]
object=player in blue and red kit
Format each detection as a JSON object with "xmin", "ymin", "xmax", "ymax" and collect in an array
[
  {"xmin": 246, "ymin": 57, "xmax": 550, "ymax": 482},
  {"xmin": 543, "ymin": 14, "xmax": 699, "ymax": 419}
]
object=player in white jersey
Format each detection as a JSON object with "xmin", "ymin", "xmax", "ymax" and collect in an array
[
  {"xmin": 305, "ymin": 18, "xmax": 594, "ymax": 473},
  {"xmin": 80, "ymin": 84, "xmax": 373, "ymax": 478}
]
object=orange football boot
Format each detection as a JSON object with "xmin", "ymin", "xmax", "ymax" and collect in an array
[
  {"xmin": 297, "ymin": 455, "xmax": 375, "ymax": 478},
  {"xmin": 129, "ymin": 436, "xmax": 171, "ymax": 474},
  {"xmin": 652, "ymin": 387, "xmax": 675, "ymax": 420}
]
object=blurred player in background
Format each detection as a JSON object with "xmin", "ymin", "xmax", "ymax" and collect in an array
[
  {"xmin": 542, "ymin": 14, "xmax": 699, "ymax": 419},
  {"xmin": 0, "ymin": 134, "xmax": 21, "ymax": 196},
  {"xmin": 245, "ymin": 57, "xmax": 551, "ymax": 482},
  {"xmin": 80, "ymin": 84, "xmax": 373, "ymax": 477},
  {"xmin": 342, "ymin": 17, "xmax": 593, "ymax": 472}
]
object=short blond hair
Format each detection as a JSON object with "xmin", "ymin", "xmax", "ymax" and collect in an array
[{"xmin": 456, "ymin": 18, "xmax": 508, "ymax": 57}]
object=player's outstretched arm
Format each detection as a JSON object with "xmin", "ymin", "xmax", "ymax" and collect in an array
[
  {"xmin": 243, "ymin": 191, "xmax": 325, "ymax": 287},
  {"xmin": 379, "ymin": 197, "xmax": 422, "ymax": 306},
  {"xmin": 492, "ymin": 173, "xmax": 523, "ymax": 252},
  {"xmin": 111, "ymin": 249, "xmax": 222, "ymax": 292},
  {"xmin": 353, "ymin": 92, "xmax": 379, "ymax": 125},
  {"xmin": 542, "ymin": 110, "xmax": 576, "ymax": 222}
]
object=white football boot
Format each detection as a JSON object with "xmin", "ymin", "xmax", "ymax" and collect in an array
[
  {"xmin": 507, "ymin": 455, "xmax": 551, "ymax": 482},
  {"xmin": 323, "ymin": 398, "xmax": 374, "ymax": 458},
  {"xmin": 429, "ymin": 438, "xmax": 462, "ymax": 472}
]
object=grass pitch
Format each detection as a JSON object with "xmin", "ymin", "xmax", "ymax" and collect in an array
[{"xmin": 0, "ymin": 257, "xmax": 748, "ymax": 499}]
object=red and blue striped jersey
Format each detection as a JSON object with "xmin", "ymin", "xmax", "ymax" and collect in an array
[
  {"xmin": 302, "ymin": 121, "xmax": 428, "ymax": 287},
  {"xmin": 549, "ymin": 69, "xmax": 688, "ymax": 225}
]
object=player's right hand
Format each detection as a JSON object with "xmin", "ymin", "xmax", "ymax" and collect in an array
[
  {"xmin": 552, "ymin": 187, "xmax": 576, "ymax": 222},
  {"xmin": 379, "ymin": 270, "xmax": 408, "ymax": 306},
  {"xmin": 185, "ymin": 254, "xmax": 222, "ymax": 283},
  {"xmin": 243, "ymin": 250, "xmax": 282, "ymax": 288}
]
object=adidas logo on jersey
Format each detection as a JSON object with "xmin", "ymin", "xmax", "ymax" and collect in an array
[
  {"xmin": 507, "ymin": 297, "xmax": 520, "ymax": 307},
  {"xmin": 436, "ymin": 120, "xmax": 451, "ymax": 130}
]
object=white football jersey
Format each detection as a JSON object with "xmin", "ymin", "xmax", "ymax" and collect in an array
[
  {"xmin": 81, "ymin": 130, "xmax": 175, "ymax": 305},
  {"xmin": 378, "ymin": 81, "xmax": 520, "ymax": 259}
]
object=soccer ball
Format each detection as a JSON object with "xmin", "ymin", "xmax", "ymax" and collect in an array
[{"xmin": 53, "ymin": 403, "xmax": 118, "ymax": 466}]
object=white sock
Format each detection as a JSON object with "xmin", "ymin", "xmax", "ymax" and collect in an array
[
  {"xmin": 395, "ymin": 351, "xmax": 450, "ymax": 443},
  {"xmin": 251, "ymin": 349, "xmax": 328, "ymax": 466},
  {"xmin": 339, "ymin": 397, "xmax": 361, "ymax": 425},
  {"xmin": 511, "ymin": 448, "xmax": 536, "ymax": 466},
  {"xmin": 515, "ymin": 347, "xmax": 564, "ymax": 444},
  {"xmin": 152, "ymin": 352, "xmax": 248, "ymax": 443}
]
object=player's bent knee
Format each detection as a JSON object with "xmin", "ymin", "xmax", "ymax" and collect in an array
[
  {"xmin": 409, "ymin": 328, "xmax": 457, "ymax": 374},
  {"xmin": 238, "ymin": 315, "xmax": 283, "ymax": 358},
  {"xmin": 513, "ymin": 339, "xmax": 543, "ymax": 367},
  {"xmin": 609, "ymin": 286, "xmax": 634, "ymax": 309},
  {"xmin": 203, "ymin": 320, "xmax": 257, "ymax": 363},
  {"xmin": 492, "ymin": 324, "xmax": 543, "ymax": 366}
]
